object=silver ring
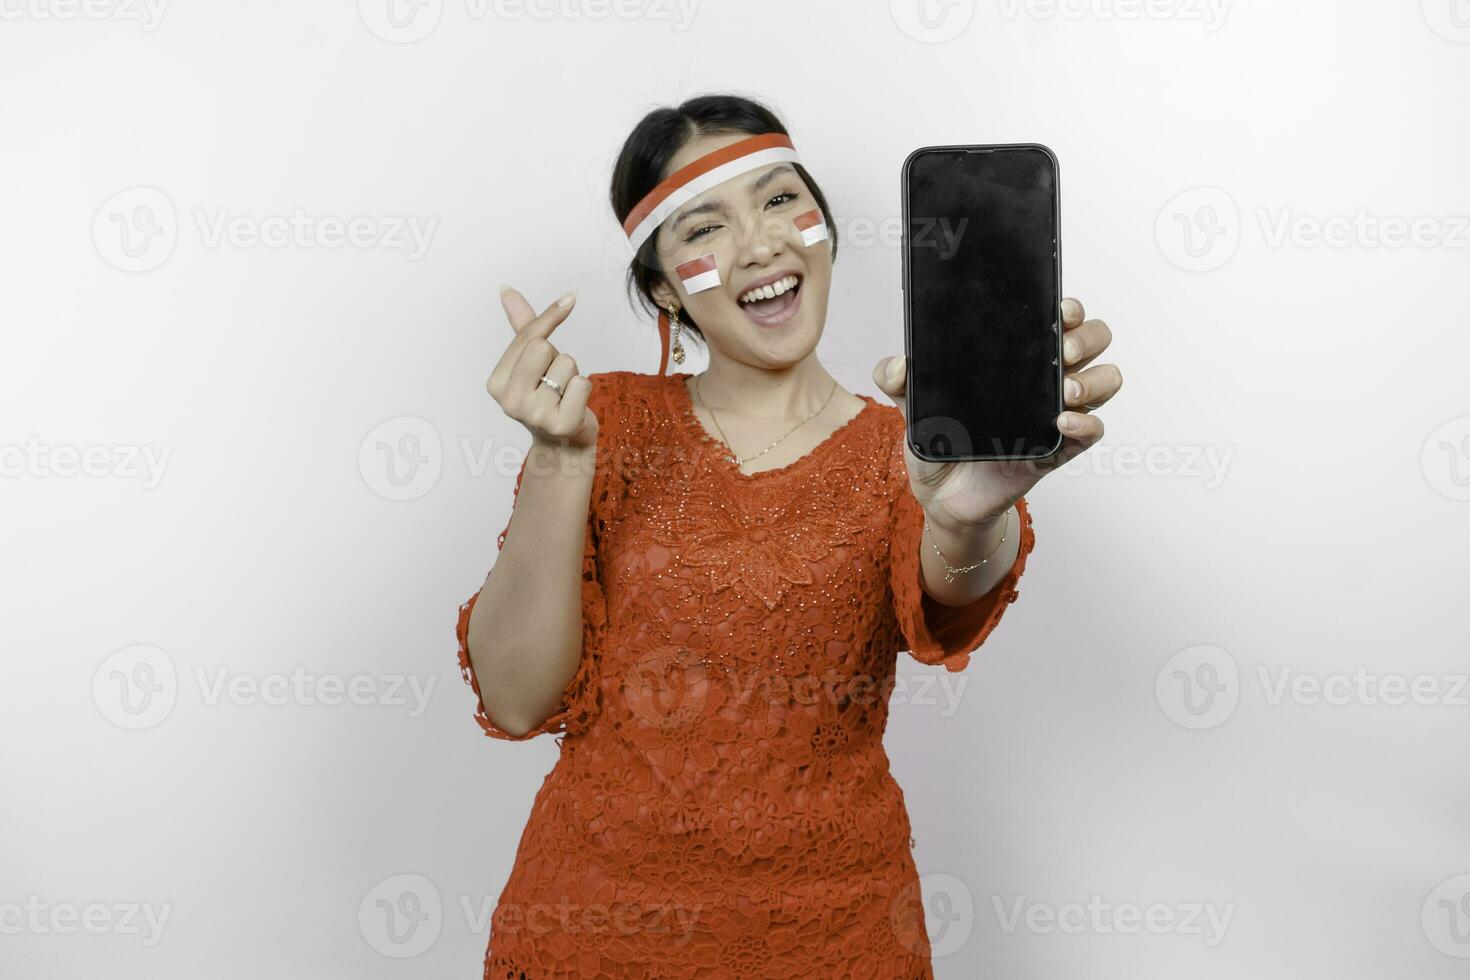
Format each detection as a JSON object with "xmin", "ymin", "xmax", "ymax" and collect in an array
[{"xmin": 539, "ymin": 375, "xmax": 564, "ymax": 395}]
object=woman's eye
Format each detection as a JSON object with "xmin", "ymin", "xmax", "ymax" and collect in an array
[{"xmin": 685, "ymin": 194, "xmax": 796, "ymax": 241}]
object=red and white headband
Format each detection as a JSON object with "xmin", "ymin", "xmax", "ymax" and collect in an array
[{"xmin": 622, "ymin": 132, "xmax": 828, "ymax": 375}]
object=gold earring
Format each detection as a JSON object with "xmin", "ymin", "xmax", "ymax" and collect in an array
[{"xmin": 666, "ymin": 304, "xmax": 686, "ymax": 364}]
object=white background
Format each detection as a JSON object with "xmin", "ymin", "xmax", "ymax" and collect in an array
[{"xmin": 2, "ymin": 1, "xmax": 1468, "ymax": 977}]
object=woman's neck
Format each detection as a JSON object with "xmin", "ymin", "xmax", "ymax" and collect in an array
[{"xmin": 693, "ymin": 356, "xmax": 838, "ymax": 422}]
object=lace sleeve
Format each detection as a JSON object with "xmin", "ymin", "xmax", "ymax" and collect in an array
[
  {"xmin": 886, "ymin": 451, "xmax": 1037, "ymax": 673},
  {"xmin": 455, "ymin": 373, "xmax": 617, "ymax": 741}
]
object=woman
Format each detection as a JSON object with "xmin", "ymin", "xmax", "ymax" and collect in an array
[{"xmin": 457, "ymin": 94, "xmax": 1121, "ymax": 978}]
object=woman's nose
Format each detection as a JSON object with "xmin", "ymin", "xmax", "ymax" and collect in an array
[{"xmin": 733, "ymin": 212, "xmax": 785, "ymax": 259}]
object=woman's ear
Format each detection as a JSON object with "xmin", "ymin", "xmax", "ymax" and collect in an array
[{"xmin": 650, "ymin": 279, "xmax": 679, "ymax": 312}]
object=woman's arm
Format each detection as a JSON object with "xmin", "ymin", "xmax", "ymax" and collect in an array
[
  {"xmin": 467, "ymin": 283, "xmax": 602, "ymax": 738},
  {"xmin": 874, "ymin": 294, "xmax": 1121, "ymax": 611},
  {"xmin": 464, "ymin": 440, "xmax": 595, "ymax": 737}
]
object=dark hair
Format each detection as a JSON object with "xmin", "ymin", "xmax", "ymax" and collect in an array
[{"xmin": 609, "ymin": 93, "xmax": 840, "ymax": 355}]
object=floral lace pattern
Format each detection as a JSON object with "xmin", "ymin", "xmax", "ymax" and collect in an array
[{"xmin": 456, "ymin": 370, "xmax": 1036, "ymax": 978}]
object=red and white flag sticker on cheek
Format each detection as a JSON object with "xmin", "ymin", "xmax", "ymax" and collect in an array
[
  {"xmin": 794, "ymin": 208, "xmax": 829, "ymax": 247},
  {"xmin": 676, "ymin": 253, "xmax": 721, "ymax": 294}
]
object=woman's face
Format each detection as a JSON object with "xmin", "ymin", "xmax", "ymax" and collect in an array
[{"xmin": 648, "ymin": 132, "xmax": 832, "ymax": 370}]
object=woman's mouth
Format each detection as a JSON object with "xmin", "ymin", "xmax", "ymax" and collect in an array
[{"xmin": 737, "ymin": 273, "xmax": 803, "ymax": 328}]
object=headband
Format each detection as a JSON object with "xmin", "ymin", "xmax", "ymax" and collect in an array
[{"xmin": 622, "ymin": 133, "xmax": 806, "ymax": 375}]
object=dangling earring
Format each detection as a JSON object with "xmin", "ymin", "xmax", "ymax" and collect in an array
[{"xmin": 666, "ymin": 304, "xmax": 686, "ymax": 364}]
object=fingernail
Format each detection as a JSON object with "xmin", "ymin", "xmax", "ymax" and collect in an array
[
  {"xmin": 1060, "ymin": 413, "xmax": 1080, "ymax": 431},
  {"xmin": 1063, "ymin": 337, "xmax": 1080, "ymax": 361},
  {"xmin": 887, "ymin": 356, "xmax": 902, "ymax": 382},
  {"xmin": 1065, "ymin": 379, "xmax": 1081, "ymax": 402},
  {"xmin": 1062, "ymin": 298, "xmax": 1078, "ymax": 319},
  {"xmin": 557, "ymin": 290, "xmax": 577, "ymax": 308}
]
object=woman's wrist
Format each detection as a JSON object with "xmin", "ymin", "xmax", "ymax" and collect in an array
[
  {"xmin": 922, "ymin": 505, "xmax": 1014, "ymax": 585},
  {"xmin": 924, "ymin": 504, "xmax": 1010, "ymax": 545},
  {"xmin": 523, "ymin": 437, "xmax": 597, "ymax": 483}
]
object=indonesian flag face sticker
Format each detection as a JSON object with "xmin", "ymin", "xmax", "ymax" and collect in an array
[
  {"xmin": 794, "ymin": 208, "xmax": 829, "ymax": 247},
  {"xmin": 675, "ymin": 253, "xmax": 721, "ymax": 294}
]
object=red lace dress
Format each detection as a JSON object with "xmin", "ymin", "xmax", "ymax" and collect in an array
[{"xmin": 456, "ymin": 369, "xmax": 1036, "ymax": 979}]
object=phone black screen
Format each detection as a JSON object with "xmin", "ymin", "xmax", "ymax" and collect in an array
[{"xmin": 902, "ymin": 144, "xmax": 1062, "ymax": 461}]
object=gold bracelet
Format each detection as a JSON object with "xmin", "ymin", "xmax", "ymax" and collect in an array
[{"xmin": 922, "ymin": 509, "xmax": 1011, "ymax": 584}]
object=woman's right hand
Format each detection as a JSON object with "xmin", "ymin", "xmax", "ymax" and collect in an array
[{"xmin": 486, "ymin": 286, "xmax": 598, "ymax": 453}]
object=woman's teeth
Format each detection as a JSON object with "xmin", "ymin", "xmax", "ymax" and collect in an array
[
  {"xmin": 736, "ymin": 273, "xmax": 803, "ymax": 327},
  {"xmin": 738, "ymin": 274, "xmax": 800, "ymax": 305}
]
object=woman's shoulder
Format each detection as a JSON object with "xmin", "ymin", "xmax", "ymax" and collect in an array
[
  {"xmin": 864, "ymin": 395, "xmax": 903, "ymax": 429},
  {"xmin": 585, "ymin": 369, "xmax": 662, "ymax": 394},
  {"xmin": 584, "ymin": 369, "xmax": 667, "ymax": 412},
  {"xmin": 583, "ymin": 370, "xmax": 672, "ymax": 444},
  {"xmin": 861, "ymin": 395, "xmax": 905, "ymax": 453},
  {"xmin": 853, "ymin": 397, "xmax": 909, "ymax": 494}
]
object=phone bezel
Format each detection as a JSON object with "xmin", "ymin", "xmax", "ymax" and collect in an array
[{"xmin": 900, "ymin": 142, "xmax": 1066, "ymax": 463}]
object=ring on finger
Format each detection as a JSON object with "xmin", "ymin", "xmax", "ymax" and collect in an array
[{"xmin": 537, "ymin": 355, "xmax": 578, "ymax": 402}]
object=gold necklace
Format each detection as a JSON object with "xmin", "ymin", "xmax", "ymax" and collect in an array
[{"xmin": 694, "ymin": 374, "xmax": 839, "ymax": 466}]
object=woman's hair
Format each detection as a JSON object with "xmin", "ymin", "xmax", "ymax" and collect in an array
[{"xmin": 609, "ymin": 93, "xmax": 840, "ymax": 354}]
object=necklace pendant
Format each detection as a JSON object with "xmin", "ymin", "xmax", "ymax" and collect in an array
[{"xmin": 943, "ymin": 570, "xmax": 956, "ymax": 584}]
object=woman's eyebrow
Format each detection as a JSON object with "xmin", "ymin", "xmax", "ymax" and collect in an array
[
  {"xmin": 748, "ymin": 163, "xmax": 795, "ymax": 194},
  {"xmin": 669, "ymin": 164, "xmax": 798, "ymax": 232}
]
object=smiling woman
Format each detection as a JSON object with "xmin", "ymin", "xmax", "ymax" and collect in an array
[{"xmin": 454, "ymin": 92, "xmax": 1114, "ymax": 980}]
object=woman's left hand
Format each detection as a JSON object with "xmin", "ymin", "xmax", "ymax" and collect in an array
[{"xmin": 873, "ymin": 296, "xmax": 1122, "ymax": 531}]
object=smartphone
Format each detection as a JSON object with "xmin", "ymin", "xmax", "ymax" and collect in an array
[{"xmin": 900, "ymin": 143, "xmax": 1064, "ymax": 461}]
